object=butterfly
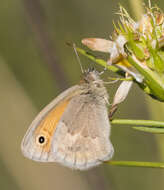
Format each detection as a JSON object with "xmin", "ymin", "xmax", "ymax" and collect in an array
[{"xmin": 21, "ymin": 69, "xmax": 114, "ymax": 170}]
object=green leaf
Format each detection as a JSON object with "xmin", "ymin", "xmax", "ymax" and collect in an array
[
  {"xmin": 148, "ymin": 48, "xmax": 164, "ymax": 73},
  {"xmin": 127, "ymin": 41, "xmax": 145, "ymax": 60},
  {"xmin": 133, "ymin": 126, "xmax": 164, "ymax": 133}
]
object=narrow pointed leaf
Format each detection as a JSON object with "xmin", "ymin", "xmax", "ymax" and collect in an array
[{"xmin": 133, "ymin": 126, "xmax": 164, "ymax": 133}]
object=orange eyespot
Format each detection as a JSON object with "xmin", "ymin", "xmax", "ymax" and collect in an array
[
  {"xmin": 36, "ymin": 134, "xmax": 48, "ymax": 146},
  {"xmin": 34, "ymin": 98, "xmax": 71, "ymax": 152}
]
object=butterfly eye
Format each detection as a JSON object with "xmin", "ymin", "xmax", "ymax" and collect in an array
[
  {"xmin": 36, "ymin": 134, "xmax": 47, "ymax": 146},
  {"xmin": 93, "ymin": 82, "xmax": 101, "ymax": 88}
]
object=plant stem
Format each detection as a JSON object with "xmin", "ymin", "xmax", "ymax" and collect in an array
[
  {"xmin": 111, "ymin": 119, "xmax": 164, "ymax": 128},
  {"xmin": 106, "ymin": 160, "xmax": 164, "ymax": 168},
  {"xmin": 76, "ymin": 47, "xmax": 124, "ymax": 75}
]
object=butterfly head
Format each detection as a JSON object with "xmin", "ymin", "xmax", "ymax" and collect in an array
[{"xmin": 82, "ymin": 68, "xmax": 101, "ymax": 83}]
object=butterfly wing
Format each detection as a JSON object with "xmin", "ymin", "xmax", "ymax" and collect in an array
[
  {"xmin": 51, "ymin": 94, "xmax": 114, "ymax": 170},
  {"xmin": 21, "ymin": 85, "xmax": 82, "ymax": 162}
]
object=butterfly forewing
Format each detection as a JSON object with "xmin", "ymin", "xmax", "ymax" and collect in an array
[{"xmin": 21, "ymin": 85, "xmax": 82, "ymax": 162}]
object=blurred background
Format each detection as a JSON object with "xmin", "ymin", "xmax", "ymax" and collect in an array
[{"xmin": 1, "ymin": 0, "xmax": 164, "ymax": 189}]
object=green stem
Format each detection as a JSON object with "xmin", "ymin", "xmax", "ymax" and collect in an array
[
  {"xmin": 76, "ymin": 47, "xmax": 155, "ymax": 99},
  {"xmin": 111, "ymin": 119, "xmax": 164, "ymax": 128},
  {"xmin": 128, "ymin": 55, "xmax": 164, "ymax": 101},
  {"xmin": 106, "ymin": 161, "xmax": 164, "ymax": 168},
  {"xmin": 76, "ymin": 47, "xmax": 124, "ymax": 75},
  {"xmin": 106, "ymin": 119, "xmax": 164, "ymax": 168}
]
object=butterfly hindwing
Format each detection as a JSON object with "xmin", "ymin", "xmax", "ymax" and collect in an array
[{"xmin": 51, "ymin": 93, "xmax": 114, "ymax": 170}]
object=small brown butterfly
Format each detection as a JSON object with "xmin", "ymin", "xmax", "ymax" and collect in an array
[{"xmin": 21, "ymin": 69, "xmax": 114, "ymax": 170}]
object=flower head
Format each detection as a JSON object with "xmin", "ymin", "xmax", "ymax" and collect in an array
[{"xmin": 82, "ymin": 3, "xmax": 164, "ymax": 102}]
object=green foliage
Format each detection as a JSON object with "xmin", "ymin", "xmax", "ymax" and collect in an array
[{"xmin": 80, "ymin": 2, "xmax": 164, "ymax": 169}]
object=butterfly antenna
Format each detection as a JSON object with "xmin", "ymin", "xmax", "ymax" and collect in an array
[
  {"xmin": 99, "ymin": 65, "xmax": 108, "ymax": 75},
  {"xmin": 73, "ymin": 43, "xmax": 84, "ymax": 73}
]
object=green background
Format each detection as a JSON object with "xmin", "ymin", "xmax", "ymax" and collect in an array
[{"xmin": 1, "ymin": 0, "xmax": 164, "ymax": 189}]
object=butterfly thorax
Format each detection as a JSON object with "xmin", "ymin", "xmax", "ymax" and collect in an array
[{"xmin": 79, "ymin": 70, "xmax": 109, "ymax": 104}]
